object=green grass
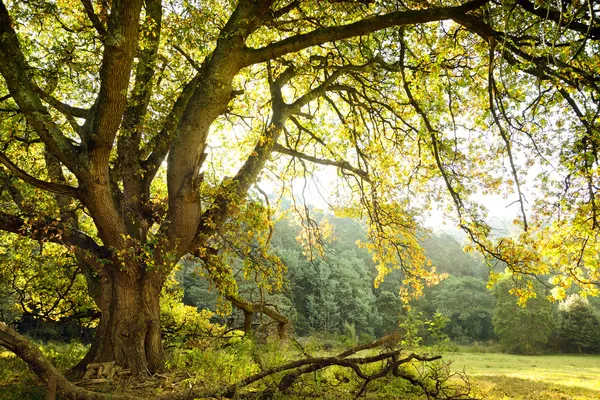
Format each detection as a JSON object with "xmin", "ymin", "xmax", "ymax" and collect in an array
[{"xmin": 444, "ymin": 352, "xmax": 600, "ymax": 399}]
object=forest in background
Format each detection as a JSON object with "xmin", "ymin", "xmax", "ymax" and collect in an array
[{"xmin": 180, "ymin": 211, "xmax": 600, "ymax": 355}]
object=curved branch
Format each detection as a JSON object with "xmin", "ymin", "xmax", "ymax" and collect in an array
[
  {"xmin": 273, "ymin": 143, "xmax": 371, "ymax": 183},
  {"xmin": 0, "ymin": 151, "xmax": 79, "ymax": 196},
  {"xmin": 191, "ymin": 74, "xmax": 290, "ymax": 250},
  {"xmin": 244, "ymin": 0, "xmax": 490, "ymax": 66},
  {"xmin": 515, "ymin": 0, "xmax": 600, "ymax": 40},
  {"xmin": 227, "ymin": 294, "xmax": 289, "ymax": 337},
  {"xmin": 0, "ymin": 323, "xmax": 135, "ymax": 400},
  {"xmin": 0, "ymin": 211, "xmax": 107, "ymax": 265}
]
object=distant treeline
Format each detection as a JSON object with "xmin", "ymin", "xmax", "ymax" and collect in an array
[{"xmin": 180, "ymin": 214, "xmax": 600, "ymax": 355}]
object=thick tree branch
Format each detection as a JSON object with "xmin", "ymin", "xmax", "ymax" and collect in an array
[
  {"xmin": 117, "ymin": 0, "xmax": 163, "ymax": 239},
  {"xmin": 190, "ymin": 66, "xmax": 292, "ymax": 252},
  {"xmin": 165, "ymin": 0, "xmax": 278, "ymax": 252},
  {"xmin": 192, "ymin": 61, "xmax": 379, "ymax": 251},
  {"xmin": 244, "ymin": 0, "xmax": 491, "ymax": 65},
  {"xmin": 0, "ymin": 211, "xmax": 107, "ymax": 263},
  {"xmin": 66, "ymin": 1, "xmax": 145, "ymax": 249},
  {"xmin": 142, "ymin": 73, "xmax": 201, "ymax": 184},
  {"xmin": 87, "ymin": 0, "xmax": 143, "ymax": 166}
]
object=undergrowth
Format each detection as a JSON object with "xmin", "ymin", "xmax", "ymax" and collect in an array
[{"xmin": 0, "ymin": 335, "xmax": 470, "ymax": 399}]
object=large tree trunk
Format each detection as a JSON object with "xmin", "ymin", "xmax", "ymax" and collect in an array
[{"xmin": 91, "ymin": 266, "xmax": 165, "ymax": 375}]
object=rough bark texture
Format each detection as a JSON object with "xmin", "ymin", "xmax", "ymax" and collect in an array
[{"xmin": 90, "ymin": 265, "xmax": 165, "ymax": 375}]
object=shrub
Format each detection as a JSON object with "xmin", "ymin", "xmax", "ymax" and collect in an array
[
  {"xmin": 555, "ymin": 295, "xmax": 600, "ymax": 353},
  {"xmin": 492, "ymin": 278, "xmax": 554, "ymax": 355}
]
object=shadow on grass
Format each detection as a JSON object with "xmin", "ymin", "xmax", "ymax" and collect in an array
[{"xmin": 473, "ymin": 375, "xmax": 600, "ymax": 400}]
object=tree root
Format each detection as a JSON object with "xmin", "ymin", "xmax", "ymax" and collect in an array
[{"xmin": 0, "ymin": 322, "xmax": 474, "ymax": 400}]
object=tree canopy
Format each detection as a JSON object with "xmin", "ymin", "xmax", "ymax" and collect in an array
[{"xmin": 0, "ymin": 0, "xmax": 599, "ymax": 380}]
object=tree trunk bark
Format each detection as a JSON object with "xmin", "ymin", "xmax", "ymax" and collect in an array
[{"xmin": 91, "ymin": 267, "xmax": 165, "ymax": 375}]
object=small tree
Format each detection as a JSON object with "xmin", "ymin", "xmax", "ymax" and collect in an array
[
  {"xmin": 429, "ymin": 276, "xmax": 496, "ymax": 344},
  {"xmin": 374, "ymin": 291, "xmax": 402, "ymax": 337},
  {"xmin": 492, "ymin": 278, "xmax": 554, "ymax": 355},
  {"xmin": 556, "ymin": 295, "xmax": 600, "ymax": 354}
]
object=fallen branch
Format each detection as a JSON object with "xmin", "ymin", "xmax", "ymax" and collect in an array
[{"xmin": 226, "ymin": 294, "xmax": 290, "ymax": 338}]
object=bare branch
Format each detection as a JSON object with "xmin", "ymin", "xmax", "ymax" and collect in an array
[{"xmin": 273, "ymin": 143, "xmax": 371, "ymax": 182}]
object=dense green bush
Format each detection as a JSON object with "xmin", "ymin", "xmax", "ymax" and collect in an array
[
  {"xmin": 554, "ymin": 295, "xmax": 600, "ymax": 354},
  {"xmin": 492, "ymin": 278, "xmax": 554, "ymax": 355}
]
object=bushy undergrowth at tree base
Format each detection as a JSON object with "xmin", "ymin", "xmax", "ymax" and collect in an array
[{"xmin": 0, "ymin": 336, "xmax": 472, "ymax": 400}]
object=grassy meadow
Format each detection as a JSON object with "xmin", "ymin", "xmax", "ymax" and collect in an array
[{"xmin": 445, "ymin": 352, "xmax": 600, "ymax": 399}]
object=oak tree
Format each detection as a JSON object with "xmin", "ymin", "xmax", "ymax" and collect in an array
[{"xmin": 0, "ymin": 0, "xmax": 599, "ymax": 377}]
